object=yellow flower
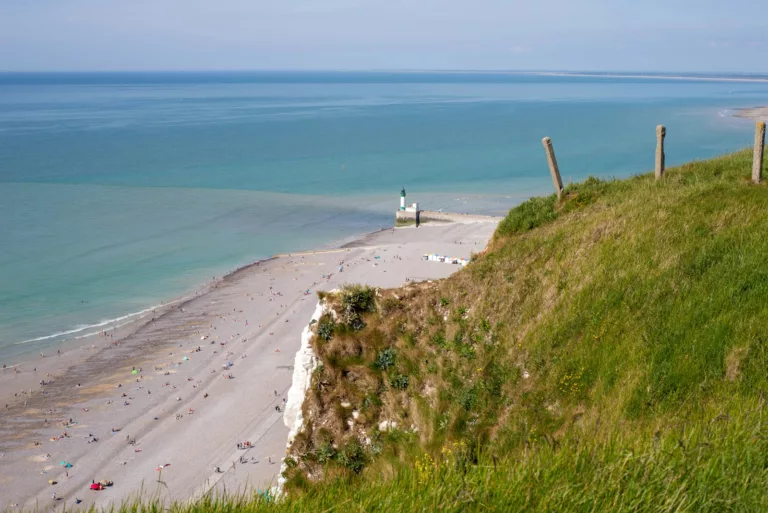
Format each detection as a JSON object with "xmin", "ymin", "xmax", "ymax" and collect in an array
[{"xmin": 415, "ymin": 453, "xmax": 435, "ymax": 485}]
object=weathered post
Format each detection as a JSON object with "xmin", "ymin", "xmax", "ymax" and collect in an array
[
  {"xmin": 655, "ymin": 125, "xmax": 666, "ymax": 180},
  {"xmin": 542, "ymin": 136, "xmax": 563, "ymax": 200},
  {"xmin": 753, "ymin": 121, "xmax": 765, "ymax": 184}
]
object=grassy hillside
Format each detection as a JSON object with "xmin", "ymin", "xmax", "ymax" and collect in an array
[
  {"xmin": 87, "ymin": 149, "xmax": 768, "ymax": 512},
  {"xmin": 274, "ymin": 149, "xmax": 768, "ymax": 511}
]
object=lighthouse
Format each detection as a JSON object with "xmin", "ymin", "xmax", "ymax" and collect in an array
[{"xmin": 400, "ymin": 187, "xmax": 406, "ymax": 210}]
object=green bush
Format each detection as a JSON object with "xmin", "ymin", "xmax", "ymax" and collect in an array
[
  {"xmin": 336, "ymin": 439, "xmax": 367, "ymax": 473},
  {"xmin": 459, "ymin": 386, "xmax": 477, "ymax": 411},
  {"xmin": 375, "ymin": 348, "xmax": 396, "ymax": 370},
  {"xmin": 315, "ymin": 442, "xmax": 336, "ymax": 464},
  {"xmin": 348, "ymin": 316, "xmax": 366, "ymax": 332},
  {"xmin": 340, "ymin": 285, "xmax": 376, "ymax": 332},
  {"xmin": 341, "ymin": 285, "xmax": 376, "ymax": 315},
  {"xmin": 317, "ymin": 317, "xmax": 336, "ymax": 341},
  {"xmin": 390, "ymin": 373, "xmax": 410, "ymax": 390}
]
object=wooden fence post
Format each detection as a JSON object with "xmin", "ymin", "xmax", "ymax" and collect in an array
[
  {"xmin": 655, "ymin": 125, "xmax": 666, "ymax": 180},
  {"xmin": 753, "ymin": 121, "xmax": 765, "ymax": 184},
  {"xmin": 542, "ymin": 137, "xmax": 563, "ymax": 200}
]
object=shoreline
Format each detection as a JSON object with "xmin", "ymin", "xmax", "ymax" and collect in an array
[
  {"xmin": 0, "ymin": 215, "xmax": 500, "ymax": 510},
  {"xmin": 733, "ymin": 106, "xmax": 768, "ymax": 121},
  {"xmin": 3, "ymin": 211, "xmax": 502, "ymax": 368},
  {"xmin": 0, "ymin": 209, "xmax": 494, "ymax": 376}
]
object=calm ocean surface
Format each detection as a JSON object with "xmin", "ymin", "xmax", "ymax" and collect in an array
[{"xmin": 1, "ymin": 71, "xmax": 767, "ymax": 360}]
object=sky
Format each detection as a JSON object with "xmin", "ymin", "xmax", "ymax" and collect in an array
[{"xmin": 0, "ymin": 0, "xmax": 766, "ymax": 72}]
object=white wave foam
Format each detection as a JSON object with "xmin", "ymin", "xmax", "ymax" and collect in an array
[{"xmin": 14, "ymin": 298, "xmax": 185, "ymax": 346}]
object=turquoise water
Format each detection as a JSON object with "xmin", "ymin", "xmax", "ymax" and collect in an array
[{"xmin": 1, "ymin": 71, "xmax": 767, "ymax": 359}]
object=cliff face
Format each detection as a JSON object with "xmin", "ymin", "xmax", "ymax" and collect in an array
[{"xmin": 280, "ymin": 150, "xmax": 768, "ymax": 510}]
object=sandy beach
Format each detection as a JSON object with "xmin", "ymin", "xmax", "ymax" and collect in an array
[
  {"xmin": 734, "ymin": 106, "xmax": 768, "ymax": 121},
  {"xmin": 0, "ymin": 217, "xmax": 498, "ymax": 510}
]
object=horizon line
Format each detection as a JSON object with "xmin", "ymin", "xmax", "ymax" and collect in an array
[{"xmin": 1, "ymin": 68, "xmax": 767, "ymax": 75}]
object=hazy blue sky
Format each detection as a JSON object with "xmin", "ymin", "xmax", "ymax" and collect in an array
[{"xmin": 1, "ymin": 0, "xmax": 766, "ymax": 72}]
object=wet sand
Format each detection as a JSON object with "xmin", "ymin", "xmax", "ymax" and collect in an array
[{"xmin": 0, "ymin": 219, "xmax": 498, "ymax": 510}]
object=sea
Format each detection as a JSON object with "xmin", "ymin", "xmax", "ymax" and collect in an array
[{"xmin": 2, "ymin": 70, "xmax": 768, "ymax": 361}]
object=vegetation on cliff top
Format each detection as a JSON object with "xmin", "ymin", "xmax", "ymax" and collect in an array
[{"xmin": 278, "ymin": 149, "xmax": 768, "ymax": 511}]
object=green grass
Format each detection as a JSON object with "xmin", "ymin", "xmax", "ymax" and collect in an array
[
  {"xmin": 246, "ymin": 403, "xmax": 768, "ymax": 512},
  {"xmin": 46, "ymin": 149, "xmax": 768, "ymax": 512}
]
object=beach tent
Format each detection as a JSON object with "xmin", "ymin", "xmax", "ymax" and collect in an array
[{"xmin": 60, "ymin": 461, "xmax": 73, "ymax": 468}]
